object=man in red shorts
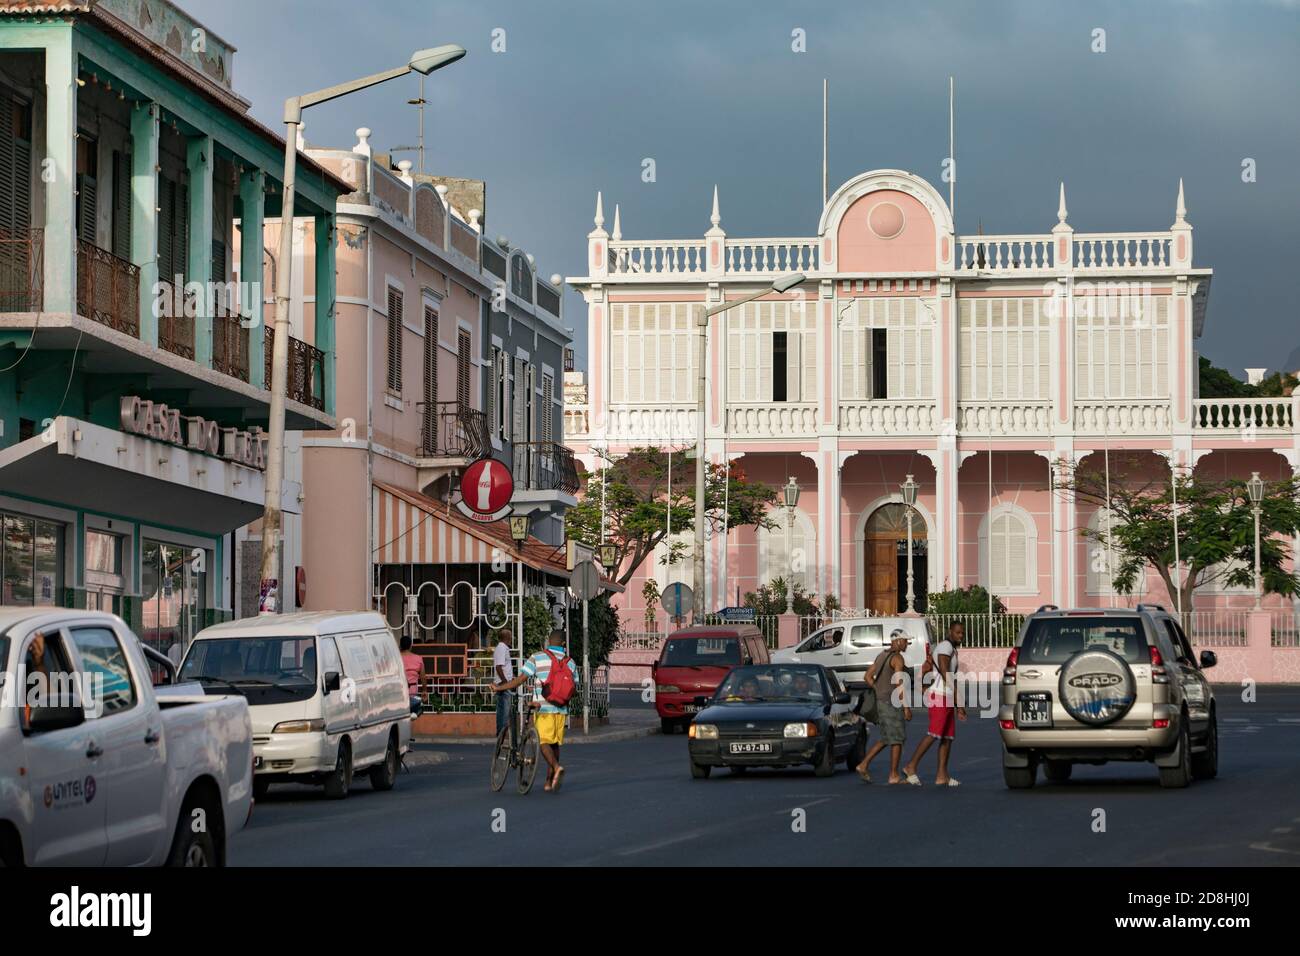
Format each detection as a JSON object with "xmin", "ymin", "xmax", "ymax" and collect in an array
[{"xmin": 903, "ymin": 620, "xmax": 966, "ymax": 786}]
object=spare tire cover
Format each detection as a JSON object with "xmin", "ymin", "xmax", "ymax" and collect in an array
[{"xmin": 1058, "ymin": 648, "xmax": 1136, "ymax": 726}]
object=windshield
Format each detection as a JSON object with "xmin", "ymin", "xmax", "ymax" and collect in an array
[
  {"xmin": 1020, "ymin": 618, "xmax": 1147, "ymax": 664},
  {"xmin": 180, "ymin": 636, "xmax": 318, "ymax": 704},
  {"xmin": 660, "ymin": 636, "xmax": 740, "ymax": 667},
  {"xmin": 716, "ymin": 664, "xmax": 826, "ymax": 704}
]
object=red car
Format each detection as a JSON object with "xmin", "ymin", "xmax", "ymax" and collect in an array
[{"xmin": 652, "ymin": 625, "xmax": 770, "ymax": 734}]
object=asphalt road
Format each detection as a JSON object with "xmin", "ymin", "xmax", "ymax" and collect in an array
[{"xmin": 230, "ymin": 686, "xmax": 1300, "ymax": 866}]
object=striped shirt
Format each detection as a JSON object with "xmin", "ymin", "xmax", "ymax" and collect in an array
[{"xmin": 521, "ymin": 646, "xmax": 578, "ymax": 714}]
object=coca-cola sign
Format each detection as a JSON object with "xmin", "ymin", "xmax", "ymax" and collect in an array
[
  {"xmin": 119, "ymin": 395, "xmax": 267, "ymax": 471},
  {"xmin": 456, "ymin": 457, "xmax": 514, "ymax": 523}
]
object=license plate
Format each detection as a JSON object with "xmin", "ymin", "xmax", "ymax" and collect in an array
[
  {"xmin": 729, "ymin": 742, "xmax": 772, "ymax": 754},
  {"xmin": 683, "ymin": 704, "xmax": 701, "ymax": 713},
  {"xmin": 1018, "ymin": 693, "xmax": 1052, "ymax": 727}
]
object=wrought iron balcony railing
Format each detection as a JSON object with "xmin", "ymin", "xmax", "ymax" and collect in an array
[
  {"xmin": 262, "ymin": 326, "xmax": 325, "ymax": 410},
  {"xmin": 211, "ymin": 299, "xmax": 250, "ymax": 382},
  {"xmin": 76, "ymin": 240, "xmax": 140, "ymax": 337},
  {"xmin": 419, "ymin": 400, "xmax": 489, "ymax": 460},
  {"xmin": 0, "ymin": 227, "xmax": 42, "ymax": 312},
  {"xmin": 512, "ymin": 440, "xmax": 579, "ymax": 495}
]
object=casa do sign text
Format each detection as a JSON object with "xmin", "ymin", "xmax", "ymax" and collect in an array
[{"xmin": 119, "ymin": 396, "xmax": 267, "ymax": 471}]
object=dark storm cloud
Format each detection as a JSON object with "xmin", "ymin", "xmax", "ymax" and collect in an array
[{"xmin": 184, "ymin": 0, "xmax": 1299, "ymax": 375}]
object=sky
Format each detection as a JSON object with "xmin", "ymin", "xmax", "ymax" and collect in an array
[{"xmin": 183, "ymin": 0, "xmax": 1300, "ymax": 376}]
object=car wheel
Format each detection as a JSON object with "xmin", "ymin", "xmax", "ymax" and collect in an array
[
  {"xmin": 846, "ymin": 727, "xmax": 868, "ymax": 771},
  {"xmin": 814, "ymin": 732, "xmax": 835, "ymax": 777},
  {"xmin": 1158, "ymin": 721, "xmax": 1192, "ymax": 789},
  {"xmin": 368, "ymin": 731, "xmax": 400, "ymax": 791},
  {"xmin": 323, "ymin": 739, "xmax": 353, "ymax": 799},
  {"xmin": 165, "ymin": 792, "xmax": 220, "ymax": 867},
  {"xmin": 1003, "ymin": 757, "xmax": 1037, "ymax": 790},
  {"xmin": 252, "ymin": 777, "xmax": 271, "ymax": 800},
  {"xmin": 1043, "ymin": 760, "xmax": 1073, "ymax": 783},
  {"xmin": 1191, "ymin": 714, "xmax": 1218, "ymax": 780},
  {"xmin": 661, "ymin": 718, "xmax": 677, "ymax": 735},
  {"xmin": 689, "ymin": 759, "xmax": 711, "ymax": 779}
]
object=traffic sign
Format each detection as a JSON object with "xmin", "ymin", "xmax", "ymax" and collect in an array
[
  {"xmin": 457, "ymin": 457, "xmax": 514, "ymax": 522},
  {"xmin": 660, "ymin": 582, "xmax": 694, "ymax": 618},
  {"xmin": 717, "ymin": 606, "xmax": 755, "ymax": 622},
  {"xmin": 571, "ymin": 559, "xmax": 602, "ymax": 601}
]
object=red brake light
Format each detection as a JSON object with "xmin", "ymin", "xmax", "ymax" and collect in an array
[
  {"xmin": 1148, "ymin": 645, "xmax": 1163, "ymax": 667},
  {"xmin": 1006, "ymin": 648, "xmax": 1019, "ymax": 668},
  {"xmin": 1152, "ymin": 718, "xmax": 1170, "ymax": 729},
  {"xmin": 999, "ymin": 719, "xmax": 1015, "ymax": 730}
]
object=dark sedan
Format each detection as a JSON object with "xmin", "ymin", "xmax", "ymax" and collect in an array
[{"xmin": 686, "ymin": 664, "xmax": 868, "ymax": 778}]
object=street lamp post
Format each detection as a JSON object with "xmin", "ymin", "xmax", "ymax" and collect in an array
[
  {"xmin": 1248, "ymin": 471, "xmax": 1265, "ymax": 610},
  {"xmin": 783, "ymin": 476, "xmax": 800, "ymax": 614},
  {"xmin": 900, "ymin": 474, "xmax": 918, "ymax": 614},
  {"xmin": 258, "ymin": 44, "xmax": 466, "ymax": 612},
  {"xmin": 693, "ymin": 272, "xmax": 805, "ymax": 618}
]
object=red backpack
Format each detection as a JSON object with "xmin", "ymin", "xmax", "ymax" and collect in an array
[{"xmin": 541, "ymin": 649, "xmax": 576, "ymax": 706}]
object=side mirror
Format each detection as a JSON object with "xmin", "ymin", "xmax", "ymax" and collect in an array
[
  {"xmin": 323, "ymin": 671, "xmax": 341, "ymax": 694},
  {"xmin": 1199, "ymin": 650, "xmax": 1217, "ymax": 670},
  {"xmin": 26, "ymin": 702, "xmax": 85, "ymax": 734},
  {"xmin": 834, "ymin": 691, "xmax": 851, "ymax": 705}
]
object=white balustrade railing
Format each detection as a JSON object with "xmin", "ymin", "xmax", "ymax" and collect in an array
[
  {"xmin": 1072, "ymin": 233, "xmax": 1172, "ymax": 270},
  {"xmin": 609, "ymin": 240, "xmax": 708, "ymax": 276},
  {"xmin": 726, "ymin": 402, "xmax": 817, "ymax": 438},
  {"xmin": 958, "ymin": 402, "xmax": 1051, "ymax": 435},
  {"xmin": 955, "ymin": 235, "xmax": 1053, "ymax": 272},
  {"xmin": 1073, "ymin": 400, "xmax": 1171, "ymax": 435},
  {"xmin": 604, "ymin": 404, "xmax": 698, "ymax": 442},
  {"xmin": 840, "ymin": 400, "xmax": 938, "ymax": 435},
  {"xmin": 563, "ymin": 405, "xmax": 589, "ymax": 437},
  {"xmin": 1193, "ymin": 397, "xmax": 1296, "ymax": 432},
  {"xmin": 724, "ymin": 238, "xmax": 819, "ymax": 274}
]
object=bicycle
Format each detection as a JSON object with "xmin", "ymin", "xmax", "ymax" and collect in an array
[{"xmin": 490, "ymin": 682, "xmax": 542, "ymax": 794}]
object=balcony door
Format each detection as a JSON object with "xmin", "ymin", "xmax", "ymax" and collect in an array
[{"xmin": 863, "ymin": 503, "xmax": 927, "ymax": 615}]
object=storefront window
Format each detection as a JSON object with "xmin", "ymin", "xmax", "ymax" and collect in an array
[
  {"xmin": 0, "ymin": 513, "xmax": 62, "ymax": 606},
  {"xmin": 140, "ymin": 539, "xmax": 208, "ymax": 657}
]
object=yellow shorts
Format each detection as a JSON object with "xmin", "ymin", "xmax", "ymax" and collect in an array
[{"xmin": 534, "ymin": 712, "xmax": 567, "ymax": 746}]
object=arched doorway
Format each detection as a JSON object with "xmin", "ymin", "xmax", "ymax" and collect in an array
[{"xmin": 863, "ymin": 504, "xmax": 928, "ymax": 614}]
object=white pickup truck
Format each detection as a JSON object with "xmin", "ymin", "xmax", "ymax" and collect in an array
[{"xmin": 0, "ymin": 608, "xmax": 253, "ymax": 866}]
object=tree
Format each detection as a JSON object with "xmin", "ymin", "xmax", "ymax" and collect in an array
[
  {"xmin": 567, "ymin": 593, "xmax": 620, "ymax": 669},
  {"xmin": 565, "ymin": 447, "xmax": 779, "ymax": 588},
  {"xmin": 640, "ymin": 578, "xmax": 661, "ymax": 630},
  {"xmin": 743, "ymin": 578, "xmax": 827, "ymax": 617},
  {"xmin": 1061, "ymin": 454, "xmax": 1300, "ymax": 611},
  {"xmin": 1198, "ymin": 355, "xmax": 1298, "ymax": 398}
]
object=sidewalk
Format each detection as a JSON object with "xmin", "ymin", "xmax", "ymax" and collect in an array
[{"xmin": 413, "ymin": 707, "xmax": 660, "ymax": 746}]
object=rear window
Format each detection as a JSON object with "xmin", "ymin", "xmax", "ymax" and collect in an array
[
  {"xmin": 661, "ymin": 636, "xmax": 740, "ymax": 667},
  {"xmin": 1020, "ymin": 617, "xmax": 1147, "ymax": 664}
]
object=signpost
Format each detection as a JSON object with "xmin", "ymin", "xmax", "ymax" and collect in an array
[
  {"xmin": 717, "ymin": 606, "xmax": 755, "ymax": 623},
  {"xmin": 660, "ymin": 582, "xmax": 694, "ymax": 629},
  {"xmin": 571, "ymin": 559, "xmax": 602, "ymax": 734},
  {"xmin": 457, "ymin": 457, "xmax": 514, "ymax": 522}
]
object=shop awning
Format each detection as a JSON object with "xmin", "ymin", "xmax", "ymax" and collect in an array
[
  {"xmin": 372, "ymin": 481, "xmax": 621, "ymax": 591},
  {"xmin": 0, "ymin": 416, "xmax": 299, "ymax": 534}
]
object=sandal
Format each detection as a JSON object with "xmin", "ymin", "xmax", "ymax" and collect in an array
[
  {"xmin": 856, "ymin": 766, "xmax": 872, "ymax": 783},
  {"xmin": 937, "ymin": 778, "xmax": 961, "ymax": 787},
  {"xmin": 550, "ymin": 766, "xmax": 565, "ymax": 792},
  {"xmin": 904, "ymin": 773, "xmax": 923, "ymax": 786}
]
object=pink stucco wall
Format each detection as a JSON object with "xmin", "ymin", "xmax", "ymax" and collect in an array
[{"xmin": 836, "ymin": 189, "xmax": 937, "ymax": 273}]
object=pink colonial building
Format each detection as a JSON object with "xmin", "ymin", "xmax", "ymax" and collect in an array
[{"xmin": 565, "ymin": 169, "xmax": 1300, "ymax": 626}]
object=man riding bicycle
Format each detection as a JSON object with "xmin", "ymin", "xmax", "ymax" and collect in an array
[{"xmin": 491, "ymin": 629, "xmax": 578, "ymax": 793}]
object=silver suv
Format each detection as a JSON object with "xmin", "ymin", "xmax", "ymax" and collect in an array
[{"xmin": 998, "ymin": 604, "xmax": 1218, "ymax": 789}]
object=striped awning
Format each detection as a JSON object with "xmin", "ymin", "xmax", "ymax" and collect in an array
[{"xmin": 372, "ymin": 481, "xmax": 585, "ymax": 580}]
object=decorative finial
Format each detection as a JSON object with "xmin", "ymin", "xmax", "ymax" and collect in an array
[
  {"xmin": 710, "ymin": 185, "xmax": 721, "ymax": 228},
  {"xmin": 1057, "ymin": 182, "xmax": 1068, "ymax": 224},
  {"xmin": 354, "ymin": 127, "xmax": 372, "ymax": 157},
  {"xmin": 611, "ymin": 203, "xmax": 622, "ymax": 241},
  {"xmin": 594, "ymin": 191, "xmax": 604, "ymax": 229},
  {"xmin": 1175, "ymin": 177, "xmax": 1187, "ymax": 224}
]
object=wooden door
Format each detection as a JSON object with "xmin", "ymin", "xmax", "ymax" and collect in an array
[{"xmin": 866, "ymin": 537, "xmax": 898, "ymax": 615}]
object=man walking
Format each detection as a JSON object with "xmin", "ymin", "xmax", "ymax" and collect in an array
[
  {"xmin": 902, "ymin": 620, "xmax": 966, "ymax": 787},
  {"xmin": 492, "ymin": 630, "xmax": 578, "ymax": 792},
  {"xmin": 492, "ymin": 629, "xmax": 515, "ymax": 739},
  {"xmin": 855, "ymin": 629, "xmax": 912, "ymax": 784}
]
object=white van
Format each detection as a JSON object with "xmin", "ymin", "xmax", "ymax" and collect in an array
[
  {"xmin": 179, "ymin": 612, "xmax": 412, "ymax": 800},
  {"xmin": 771, "ymin": 616, "xmax": 932, "ymax": 682}
]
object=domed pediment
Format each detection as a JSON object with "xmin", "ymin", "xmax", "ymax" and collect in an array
[{"xmin": 818, "ymin": 169, "xmax": 954, "ymax": 273}]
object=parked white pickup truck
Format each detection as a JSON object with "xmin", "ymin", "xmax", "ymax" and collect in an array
[{"xmin": 0, "ymin": 608, "xmax": 253, "ymax": 866}]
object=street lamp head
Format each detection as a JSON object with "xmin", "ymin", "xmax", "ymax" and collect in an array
[
  {"xmin": 770, "ymin": 272, "xmax": 806, "ymax": 294},
  {"xmin": 599, "ymin": 542, "xmax": 618, "ymax": 572},
  {"xmin": 901, "ymin": 474, "xmax": 918, "ymax": 508},
  {"xmin": 1247, "ymin": 471, "xmax": 1265, "ymax": 505},
  {"xmin": 409, "ymin": 44, "xmax": 467, "ymax": 75},
  {"xmin": 508, "ymin": 514, "xmax": 530, "ymax": 545},
  {"xmin": 783, "ymin": 476, "xmax": 800, "ymax": 510}
]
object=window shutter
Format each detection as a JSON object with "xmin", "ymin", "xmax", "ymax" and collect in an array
[
  {"xmin": 457, "ymin": 328, "xmax": 471, "ymax": 407},
  {"xmin": 512, "ymin": 357, "xmax": 524, "ymax": 441},
  {"xmin": 757, "ymin": 330, "xmax": 772, "ymax": 401},
  {"xmin": 158, "ymin": 176, "xmax": 174, "ymax": 281},
  {"xmin": 541, "ymin": 374, "xmax": 554, "ymax": 444},
  {"xmin": 989, "ymin": 514, "xmax": 1009, "ymax": 591},
  {"xmin": 77, "ymin": 173, "xmax": 97, "ymax": 245},
  {"xmin": 1008, "ymin": 519, "xmax": 1027, "ymax": 590},
  {"xmin": 386, "ymin": 287, "xmax": 403, "ymax": 392},
  {"xmin": 487, "ymin": 346, "xmax": 498, "ymax": 433},
  {"xmin": 0, "ymin": 93, "xmax": 33, "ymax": 233},
  {"xmin": 643, "ymin": 307, "xmax": 659, "ymax": 401},
  {"xmin": 423, "ymin": 307, "xmax": 438, "ymax": 410},
  {"xmin": 112, "ymin": 150, "xmax": 131, "ymax": 260},
  {"xmin": 176, "ymin": 180, "xmax": 189, "ymax": 281}
]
